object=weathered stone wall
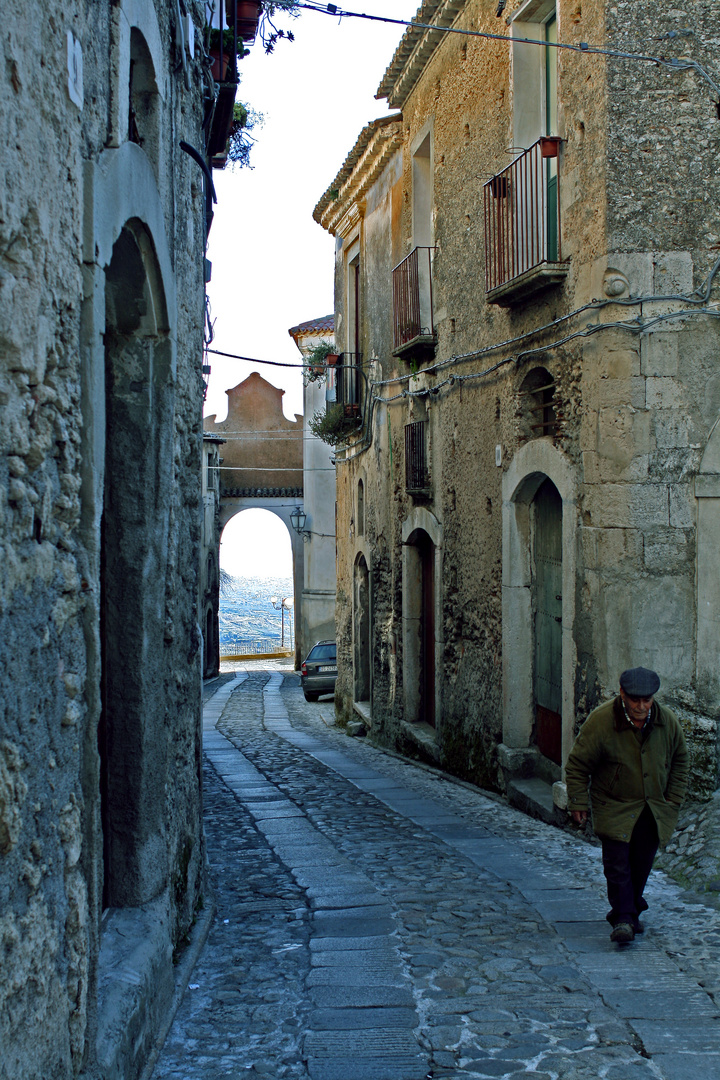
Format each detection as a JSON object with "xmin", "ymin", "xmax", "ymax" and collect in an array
[
  {"xmin": 1, "ymin": 2, "xmax": 208, "ymax": 1076},
  {"xmin": 320, "ymin": 0, "xmax": 720, "ymax": 801}
]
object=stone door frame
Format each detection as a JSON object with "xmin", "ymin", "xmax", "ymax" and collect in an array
[{"xmin": 502, "ymin": 440, "xmax": 577, "ymax": 772}]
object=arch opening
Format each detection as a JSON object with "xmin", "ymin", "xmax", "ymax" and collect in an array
[
  {"xmin": 218, "ymin": 508, "xmax": 296, "ymax": 657},
  {"xmin": 403, "ymin": 528, "xmax": 436, "ymax": 727},
  {"xmin": 100, "ymin": 221, "xmax": 172, "ymax": 910},
  {"xmin": 354, "ymin": 553, "xmax": 371, "ymax": 703}
]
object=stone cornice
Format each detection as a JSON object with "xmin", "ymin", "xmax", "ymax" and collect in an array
[
  {"xmin": 314, "ymin": 115, "xmax": 404, "ymax": 237},
  {"xmin": 375, "ymin": 0, "xmax": 468, "ymax": 110}
]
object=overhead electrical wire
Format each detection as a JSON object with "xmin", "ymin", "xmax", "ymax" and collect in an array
[{"xmin": 297, "ymin": 2, "xmax": 720, "ymax": 98}]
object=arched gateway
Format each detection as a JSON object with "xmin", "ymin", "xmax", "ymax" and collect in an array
[{"xmin": 205, "ymin": 373, "xmax": 305, "ymax": 666}]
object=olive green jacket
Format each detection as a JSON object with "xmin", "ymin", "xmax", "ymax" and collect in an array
[{"xmin": 565, "ymin": 697, "xmax": 689, "ymax": 845}]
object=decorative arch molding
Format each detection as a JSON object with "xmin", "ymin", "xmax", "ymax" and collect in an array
[
  {"xmin": 695, "ymin": 417, "xmax": 720, "ymax": 708},
  {"xmin": 501, "ymin": 440, "xmax": 578, "ymax": 770},
  {"xmin": 80, "ymin": 143, "xmax": 177, "ymax": 549},
  {"xmin": 401, "ymin": 505, "xmax": 444, "ymax": 548},
  {"xmin": 84, "ymin": 143, "xmax": 177, "ymax": 337},
  {"xmin": 354, "ymin": 538, "xmax": 374, "ymax": 573},
  {"xmin": 110, "ymin": 1, "xmax": 167, "ymax": 147}
]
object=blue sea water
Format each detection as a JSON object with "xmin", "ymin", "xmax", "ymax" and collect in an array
[{"xmin": 219, "ymin": 573, "xmax": 294, "ymax": 651}]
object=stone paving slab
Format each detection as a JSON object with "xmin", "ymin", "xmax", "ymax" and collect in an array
[{"xmin": 153, "ymin": 666, "xmax": 720, "ymax": 1080}]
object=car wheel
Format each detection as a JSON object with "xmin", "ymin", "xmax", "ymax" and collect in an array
[{"xmin": 303, "ymin": 692, "xmax": 319, "ymax": 702}]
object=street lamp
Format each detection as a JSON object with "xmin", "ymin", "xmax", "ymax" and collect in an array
[
  {"xmin": 269, "ymin": 595, "xmax": 292, "ymax": 648},
  {"xmin": 290, "ymin": 506, "xmax": 310, "ymax": 540}
]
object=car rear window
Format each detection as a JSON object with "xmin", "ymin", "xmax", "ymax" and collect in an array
[{"xmin": 308, "ymin": 644, "xmax": 336, "ymax": 662}]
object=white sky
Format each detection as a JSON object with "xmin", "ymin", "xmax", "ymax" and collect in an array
[
  {"xmin": 209, "ymin": 1, "xmax": 419, "ymax": 579},
  {"xmin": 204, "ymin": 0, "xmax": 419, "ymax": 424}
]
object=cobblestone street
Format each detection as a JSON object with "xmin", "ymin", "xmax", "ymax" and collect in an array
[{"xmin": 152, "ymin": 666, "xmax": 720, "ymax": 1080}]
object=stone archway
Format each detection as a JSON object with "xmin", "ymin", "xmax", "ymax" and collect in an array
[
  {"xmin": 354, "ymin": 552, "xmax": 371, "ymax": 704},
  {"xmin": 502, "ymin": 440, "xmax": 577, "ymax": 772},
  {"xmin": 218, "ymin": 500, "xmax": 305, "ymax": 667},
  {"xmin": 100, "ymin": 218, "xmax": 172, "ymax": 910},
  {"xmin": 401, "ymin": 508, "xmax": 443, "ymax": 729}
]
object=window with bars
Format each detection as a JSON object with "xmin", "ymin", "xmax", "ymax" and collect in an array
[
  {"xmin": 405, "ymin": 420, "xmax": 430, "ymax": 493},
  {"xmin": 519, "ymin": 367, "xmax": 561, "ymax": 440}
]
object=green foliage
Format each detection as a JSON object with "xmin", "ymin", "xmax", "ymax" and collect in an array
[
  {"xmin": 309, "ymin": 405, "xmax": 360, "ymax": 446},
  {"xmin": 303, "ymin": 341, "xmax": 336, "ymax": 385},
  {"xmin": 227, "ymin": 100, "xmax": 264, "ymax": 168},
  {"xmin": 260, "ymin": 1, "xmax": 301, "ymax": 54}
]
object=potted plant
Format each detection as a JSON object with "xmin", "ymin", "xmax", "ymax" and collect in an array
[
  {"xmin": 540, "ymin": 136, "xmax": 562, "ymax": 158},
  {"xmin": 308, "ymin": 404, "xmax": 361, "ymax": 446},
  {"xmin": 226, "ymin": 100, "xmax": 263, "ymax": 168},
  {"xmin": 226, "ymin": 1, "xmax": 263, "ymax": 40},
  {"xmin": 209, "ymin": 28, "xmax": 235, "ymax": 81},
  {"xmin": 303, "ymin": 341, "xmax": 337, "ymax": 383}
]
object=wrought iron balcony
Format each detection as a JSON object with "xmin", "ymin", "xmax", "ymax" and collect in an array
[
  {"xmin": 392, "ymin": 247, "xmax": 437, "ymax": 362},
  {"xmin": 483, "ymin": 137, "xmax": 568, "ymax": 304},
  {"xmin": 325, "ymin": 353, "xmax": 364, "ymax": 423}
]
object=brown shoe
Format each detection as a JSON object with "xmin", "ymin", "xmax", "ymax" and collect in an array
[{"xmin": 610, "ymin": 922, "xmax": 635, "ymax": 944}]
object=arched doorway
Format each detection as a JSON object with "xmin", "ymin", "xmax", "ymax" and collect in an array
[
  {"xmin": 100, "ymin": 219, "xmax": 172, "ymax": 909},
  {"xmin": 501, "ymin": 440, "xmax": 576, "ymax": 774},
  {"xmin": 404, "ymin": 528, "xmax": 436, "ymax": 727},
  {"xmin": 354, "ymin": 553, "xmax": 371, "ymax": 703},
  {"xmin": 532, "ymin": 478, "xmax": 562, "ymax": 764}
]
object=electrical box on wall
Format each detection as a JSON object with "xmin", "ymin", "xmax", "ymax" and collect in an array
[{"xmin": 67, "ymin": 31, "xmax": 83, "ymax": 109}]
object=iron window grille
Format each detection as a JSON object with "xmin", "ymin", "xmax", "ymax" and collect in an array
[{"xmin": 405, "ymin": 420, "xmax": 430, "ymax": 493}]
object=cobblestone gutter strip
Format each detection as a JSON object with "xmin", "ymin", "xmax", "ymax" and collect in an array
[{"xmin": 154, "ymin": 672, "xmax": 312, "ymax": 1080}]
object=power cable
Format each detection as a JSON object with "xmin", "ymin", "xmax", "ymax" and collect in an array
[{"xmin": 297, "ymin": 2, "xmax": 720, "ymax": 98}]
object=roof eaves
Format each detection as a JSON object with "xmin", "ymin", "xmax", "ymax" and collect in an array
[
  {"xmin": 313, "ymin": 114, "xmax": 403, "ymax": 234},
  {"xmin": 375, "ymin": 0, "xmax": 468, "ymax": 110}
]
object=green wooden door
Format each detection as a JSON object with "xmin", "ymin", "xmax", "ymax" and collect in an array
[{"xmin": 533, "ymin": 478, "xmax": 562, "ymax": 763}]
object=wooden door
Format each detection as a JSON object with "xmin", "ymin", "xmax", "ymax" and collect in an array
[{"xmin": 533, "ymin": 478, "xmax": 562, "ymax": 763}]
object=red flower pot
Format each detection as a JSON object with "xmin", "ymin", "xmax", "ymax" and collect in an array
[
  {"xmin": 540, "ymin": 136, "xmax": 562, "ymax": 158},
  {"xmin": 210, "ymin": 48, "xmax": 230, "ymax": 82},
  {"xmin": 326, "ymin": 353, "xmax": 340, "ymax": 366},
  {"xmin": 227, "ymin": 0, "xmax": 262, "ymax": 40}
]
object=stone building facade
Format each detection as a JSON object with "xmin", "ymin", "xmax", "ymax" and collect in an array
[
  {"xmin": 314, "ymin": 0, "xmax": 720, "ymax": 813},
  {"xmin": 289, "ymin": 315, "xmax": 338, "ymax": 661},
  {"xmin": 1, "ymin": 1, "xmax": 216, "ymax": 1076}
]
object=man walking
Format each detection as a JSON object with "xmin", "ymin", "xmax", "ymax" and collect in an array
[{"xmin": 565, "ymin": 667, "xmax": 688, "ymax": 943}]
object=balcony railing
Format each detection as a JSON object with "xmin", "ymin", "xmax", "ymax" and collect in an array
[
  {"xmin": 392, "ymin": 247, "xmax": 437, "ymax": 358},
  {"xmin": 325, "ymin": 353, "xmax": 364, "ymax": 428},
  {"xmin": 483, "ymin": 138, "xmax": 567, "ymax": 300}
]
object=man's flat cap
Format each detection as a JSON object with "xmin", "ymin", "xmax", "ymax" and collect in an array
[{"xmin": 620, "ymin": 667, "xmax": 660, "ymax": 696}]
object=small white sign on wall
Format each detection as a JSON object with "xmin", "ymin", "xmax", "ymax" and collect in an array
[
  {"xmin": 496, "ymin": 444, "xmax": 502, "ymax": 467},
  {"xmin": 67, "ymin": 30, "xmax": 83, "ymax": 110}
]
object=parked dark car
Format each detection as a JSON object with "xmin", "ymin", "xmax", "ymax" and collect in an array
[{"xmin": 300, "ymin": 640, "xmax": 337, "ymax": 701}]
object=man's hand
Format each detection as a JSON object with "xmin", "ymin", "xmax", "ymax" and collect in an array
[{"xmin": 571, "ymin": 810, "xmax": 588, "ymax": 826}]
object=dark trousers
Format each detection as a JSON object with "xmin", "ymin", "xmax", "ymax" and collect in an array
[{"xmin": 601, "ymin": 805, "xmax": 659, "ymax": 927}]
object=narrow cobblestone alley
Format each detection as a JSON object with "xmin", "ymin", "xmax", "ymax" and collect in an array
[{"xmin": 151, "ymin": 667, "xmax": 720, "ymax": 1080}]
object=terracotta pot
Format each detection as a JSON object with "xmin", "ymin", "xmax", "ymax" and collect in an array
[
  {"xmin": 210, "ymin": 48, "xmax": 230, "ymax": 82},
  {"xmin": 325, "ymin": 353, "xmax": 340, "ymax": 366},
  {"xmin": 228, "ymin": 0, "xmax": 262, "ymax": 40},
  {"xmin": 540, "ymin": 136, "xmax": 562, "ymax": 158}
]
